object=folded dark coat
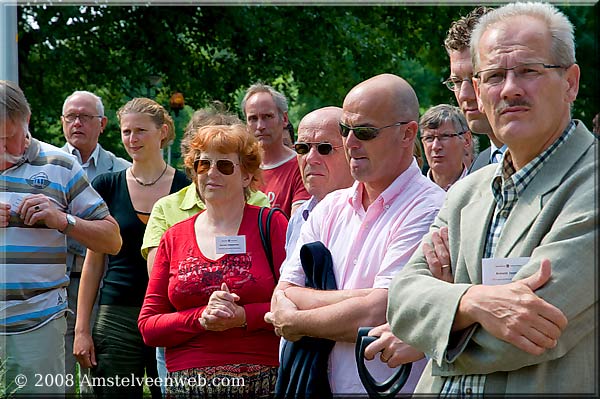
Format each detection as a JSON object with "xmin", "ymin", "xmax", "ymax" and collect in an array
[{"xmin": 275, "ymin": 241, "xmax": 337, "ymax": 399}]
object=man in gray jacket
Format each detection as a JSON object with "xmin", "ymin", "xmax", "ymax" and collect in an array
[
  {"xmin": 60, "ymin": 90, "xmax": 130, "ymax": 394},
  {"xmin": 388, "ymin": 2, "xmax": 596, "ymax": 394}
]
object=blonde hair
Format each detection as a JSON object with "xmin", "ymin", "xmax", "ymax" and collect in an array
[{"xmin": 117, "ymin": 97, "xmax": 175, "ymax": 149}]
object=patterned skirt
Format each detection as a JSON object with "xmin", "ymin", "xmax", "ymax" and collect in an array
[{"xmin": 165, "ymin": 364, "xmax": 278, "ymax": 399}]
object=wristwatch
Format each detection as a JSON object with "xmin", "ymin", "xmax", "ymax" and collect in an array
[{"xmin": 60, "ymin": 214, "xmax": 77, "ymax": 234}]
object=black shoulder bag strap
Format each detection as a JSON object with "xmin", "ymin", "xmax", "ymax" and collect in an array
[{"xmin": 258, "ymin": 207, "xmax": 289, "ymax": 281}]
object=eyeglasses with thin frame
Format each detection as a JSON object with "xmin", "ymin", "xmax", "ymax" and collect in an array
[
  {"xmin": 194, "ymin": 159, "xmax": 239, "ymax": 176},
  {"xmin": 473, "ymin": 62, "xmax": 565, "ymax": 87},
  {"xmin": 420, "ymin": 131, "xmax": 467, "ymax": 144},
  {"xmin": 339, "ymin": 121, "xmax": 411, "ymax": 141},
  {"xmin": 294, "ymin": 142, "xmax": 342, "ymax": 156},
  {"xmin": 442, "ymin": 77, "xmax": 473, "ymax": 92},
  {"xmin": 62, "ymin": 113, "xmax": 103, "ymax": 124}
]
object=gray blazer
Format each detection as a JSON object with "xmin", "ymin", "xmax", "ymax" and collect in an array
[
  {"xmin": 388, "ymin": 121, "xmax": 597, "ymax": 394},
  {"xmin": 468, "ymin": 146, "xmax": 491, "ymax": 173},
  {"xmin": 61, "ymin": 143, "xmax": 131, "ymax": 181},
  {"xmin": 61, "ymin": 143, "xmax": 130, "ymax": 263}
]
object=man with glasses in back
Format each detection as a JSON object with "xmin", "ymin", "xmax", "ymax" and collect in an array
[
  {"xmin": 388, "ymin": 2, "xmax": 596, "ymax": 394},
  {"xmin": 60, "ymin": 91, "xmax": 130, "ymax": 395},
  {"xmin": 443, "ymin": 6, "xmax": 507, "ymax": 172},
  {"xmin": 419, "ymin": 104, "xmax": 472, "ymax": 191},
  {"xmin": 265, "ymin": 74, "xmax": 445, "ymax": 395},
  {"xmin": 284, "ymin": 106, "xmax": 354, "ymax": 253}
]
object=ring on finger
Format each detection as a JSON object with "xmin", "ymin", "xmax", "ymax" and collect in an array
[
  {"xmin": 34, "ymin": 205, "xmax": 41, "ymax": 211},
  {"xmin": 441, "ymin": 264, "xmax": 451, "ymax": 269}
]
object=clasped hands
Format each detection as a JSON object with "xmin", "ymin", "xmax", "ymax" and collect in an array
[
  {"xmin": 264, "ymin": 290, "xmax": 302, "ymax": 342},
  {"xmin": 199, "ymin": 282, "xmax": 246, "ymax": 331}
]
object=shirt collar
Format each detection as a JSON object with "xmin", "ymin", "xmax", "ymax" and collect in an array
[
  {"xmin": 491, "ymin": 120, "xmax": 575, "ymax": 199},
  {"xmin": 301, "ymin": 196, "xmax": 319, "ymax": 221},
  {"xmin": 489, "ymin": 143, "xmax": 507, "ymax": 163},
  {"xmin": 426, "ymin": 165, "xmax": 468, "ymax": 191},
  {"xmin": 16, "ymin": 131, "xmax": 37, "ymax": 167},
  {"xmin": 349, "ymin": 158, "xmax": 421, "ymax": 211},
  {"xmin": 180, "ymin": 183, "xmax": 205, "ymax": 211},
  {"xmin": 490, "ymin": 141, "xmax": 507, "ymax": 153},
  {"xmin": 67, "ymin": 143, "xmax": 100, "ymax": 166}
]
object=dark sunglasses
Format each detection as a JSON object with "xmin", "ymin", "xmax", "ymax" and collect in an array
[
  {"xmin": 194, "ymin": 159, "xmax": 238, "ymax": 175},
  {"xmin": 339, "ymin": 121, "xmax": 411, "ymax": 141},
  {"xmin": 293, "ymin": 142, "xmax": 342, "ymax": 156}
]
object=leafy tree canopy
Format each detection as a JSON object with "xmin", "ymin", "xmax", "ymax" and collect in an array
[{"xmin": 18, "ymin": 4, "xmax": 598, "ymax": 164}]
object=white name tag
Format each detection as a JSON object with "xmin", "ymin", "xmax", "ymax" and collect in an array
[
  {"xmin": 215, "ymin": 235, "xmax": 246, "ymax": 254},
  {"xmin": 482, "ymin": 257, "xmax": 530, "ymax": 285}
]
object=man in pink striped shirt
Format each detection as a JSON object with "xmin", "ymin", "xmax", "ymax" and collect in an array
[{"xmin": 266, "ymin": 73, "xmax": 445, "ymax": 395}]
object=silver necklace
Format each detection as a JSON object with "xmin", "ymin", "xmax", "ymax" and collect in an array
[{"xmin": 130, "ymin": 162, "xmax": 168, "ymax": 187}]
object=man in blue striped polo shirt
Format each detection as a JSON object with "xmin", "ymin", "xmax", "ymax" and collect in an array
[{"xmin": 1, "ymin": 80, "xmax": 122, "ymax": 396}]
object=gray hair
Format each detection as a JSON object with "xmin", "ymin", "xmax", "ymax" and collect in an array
[
  {"xmin": 241, "ymin": 83, "xmax": 288, "ymax": 120},
  {"xmin": 62, "ymin": 90, "xmax": 105, "ymax": 116},
  {"xmin": 470, "ymin": 2, "xmax": 576, "ymax": 71},
  {"xmin": 0, "ymin": 80, "xmax": 31, "ymax": 123},
  {"xmin": 419, "ymin": 104, "xmax": 469, "ymax": 135}
]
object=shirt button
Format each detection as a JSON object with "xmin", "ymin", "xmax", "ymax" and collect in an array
[
  {"xmin": 353, "ymin": 259, "xmax": 358, "ymax": 265},
  {"xmin": 465, "ymin": 387, "xmax": 472, "ymax": 395},
  {"xmin": 500, "ymin": 210, "xmax": 509, "ymax": 218},
  {"xmin": 384, "ymin": 205, "xmax": 390, "ymax": 210}
]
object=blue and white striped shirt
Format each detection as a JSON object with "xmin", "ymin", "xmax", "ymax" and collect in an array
[{"xmin": 1, "ymin": 137, "xmax": 109, "ymax": 334}]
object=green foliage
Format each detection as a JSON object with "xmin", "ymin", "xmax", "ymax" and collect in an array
[
  {"xmin": 17, "ymin": 5, "xmax": 598, "ymax": 157},
  {"xmin": 0, "ymin": 358, "xmax": 18, "ymax": 398}
]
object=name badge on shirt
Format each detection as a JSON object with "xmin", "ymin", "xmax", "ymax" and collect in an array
[
  {"xmin": 216, "ymin": 235, "xmax": 246, "ymax": 254},
  {"xmin": 482, "ymin": 257, "xmax": 530, "ymax": 285}
]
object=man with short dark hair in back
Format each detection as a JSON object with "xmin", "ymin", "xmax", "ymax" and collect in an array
[{"xmin": 443, "ymin": 6, "xmax": 506, "ymax": 171}]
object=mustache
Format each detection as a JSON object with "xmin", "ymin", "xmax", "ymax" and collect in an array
[{"xmin": 496, "ymin": 99, "xmax": 531, "ymax": 114}]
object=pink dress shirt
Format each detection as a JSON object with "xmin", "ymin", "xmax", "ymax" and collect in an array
[{"xmin": 280, "ymin": 160, "xmax": 446, "ymax": 394}]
